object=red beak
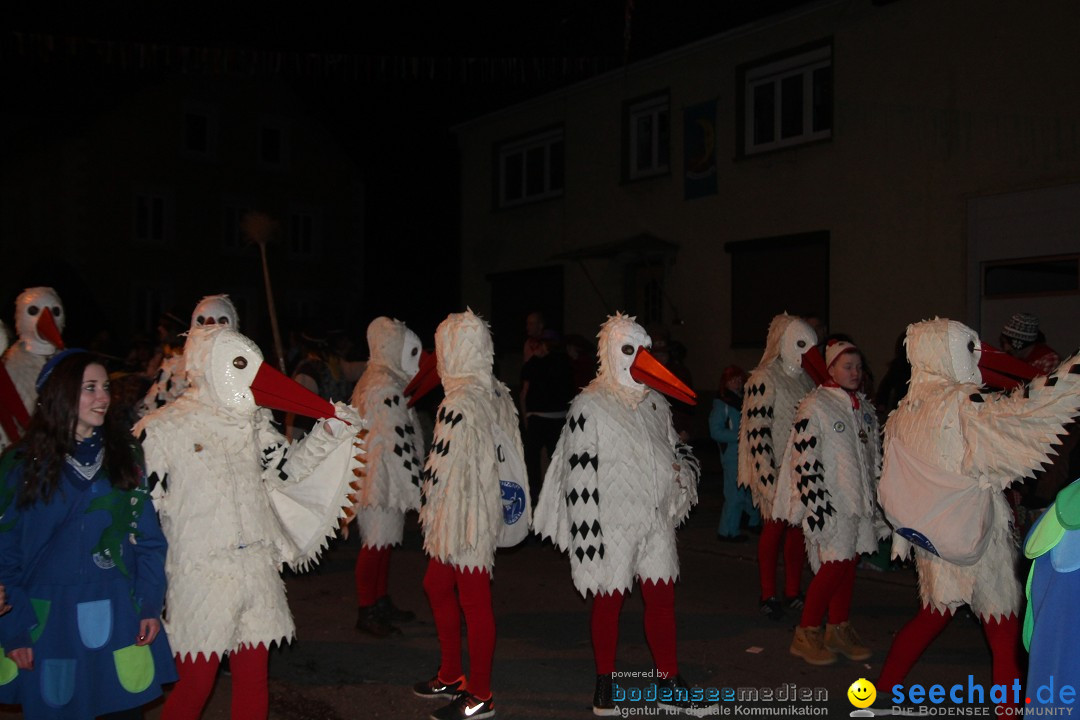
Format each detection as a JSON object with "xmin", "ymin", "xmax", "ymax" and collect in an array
[
  {"xmin": 978, "ymin": 342, "xmax": 1040, "ymax": 390},
  {"xmin": 37, "ymin": 308, "xmax": 64, "ymax": 350},
  {"xmin": 629, "ymin": 347, "xmax": 697, "ymax": 405},
  {"xmin": 250, "ymin": 362, "xmax": 338, "ymax": 420},
  {"xmin": 0, "ymin": 364, "xmax": 31, "ymax": 442},
  {"xmin": 404, "ymin": 349, "xmax": 440, "ymax": 408},
  {"xmin": 801, "ymin": 346, "xmax": 829, "ymax": 386}
]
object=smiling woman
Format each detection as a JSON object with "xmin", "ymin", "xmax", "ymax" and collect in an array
[{"xmin": 0, "ymin": 349, "xmax": 177, "ymax": 719}]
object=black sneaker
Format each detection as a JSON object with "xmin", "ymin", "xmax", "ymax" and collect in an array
[
  {"xmin": 784, "ymin": 592, "xmax": 806, "ymax": 611},
  {"xmin": 759, "ymin": 596, "xmax": 784, "ymax": 621},
  {"xmin": 376, "ymin": 594, "xmax": 416, "ymax": 623},
  {"xmin": 413, "ymin": 674, "xmax": 466, "ymax": 700},
  {"xmin": 431, "ymin": 691, "xmax": 495, "ymax": 720},
  {"xmin": 356, "ymin": 605, "xmax": 399, "ymax": 637},
  {"xmin": 593, "ymin": 674, "xmax": 619, "ymax": 716},
  {"xmin": 654, "ymin": 674, "xmax": 719, "ymax": 717}
]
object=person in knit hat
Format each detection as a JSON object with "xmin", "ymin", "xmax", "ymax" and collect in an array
[
  {"xmin": 774, "ymin": 339, "xmax": 889, "ymax": 665},
  {"xmin": 1000, "ymin": 312, "xmax": 1060, "ymax": 376}
]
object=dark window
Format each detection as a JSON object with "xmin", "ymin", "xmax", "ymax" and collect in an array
[
  {"xmin": 984, "ymin": 256, "xmax": 1080, "ymax": 297},
  {"xmin": 496, "ymin": 127, "xmax": 564, "ymax": 208}
]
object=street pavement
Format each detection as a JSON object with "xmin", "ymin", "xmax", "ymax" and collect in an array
[{"xmin": 0, "ymin": 471, "xmax": 1008, "ymax": 718}]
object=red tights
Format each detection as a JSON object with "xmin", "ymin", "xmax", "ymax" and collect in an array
[
  {"xmin": 799, "ymin": 558, "xmax": 857, "ymax": 627},
  {"xmin": 757, "ymin": 519, "xmax": 805, "ymax": 601},
  {"xmin": 355, "ymin": 545, "xmax": 392, "ymax": 606},
  {"xmin": 423, "ymin": 558, "xmax": 495, "ymax": 699},
  {"xmin": 878, "ymin": 606, "xmax": 1021, "ymax": 708},
  {"xmin": 591, "ymin": 579, "xmax": 678, "ymax": 679},
  {"xmin": 162, "ymin": 643, "xmax": 269, "ymax": 720}
]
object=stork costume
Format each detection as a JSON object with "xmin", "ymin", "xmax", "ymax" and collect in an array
[
  {"xmin": 134, "ymin": 326, "xmax": 361, "ymax": 720},
  {"xmin": 349, "ymin": 317, "xmax": 424, "ymax": 636},
  {"xmin": 737, "ymin": 314, "xmax": 816, "ymax": 618},
  {"xmin": 534, "ymin": 314, "xmax": 706, "ymax": 716},
  {"xmin": 137, "ymin": 294, "xmax": 239, "ymax": 416},
  {"xmin": 775, "ymin": 341, "xmax": 887, "ymax": 665},
  {"xmin": 413, "ymin": 310, "xmax": 526, "ymax": 720},
  {"xmin": 875, "ymin": 319, "xmax": 1080, "ymax": 699},
  {"xmin": 1, "ymin": 288, "xmax": 65, "ymax": 449},
  {"xmin": 0, "ymin": 320, "xmax": 22, "ymax": 452}
]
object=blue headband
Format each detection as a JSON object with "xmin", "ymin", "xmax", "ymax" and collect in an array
[{"xmin": 35, "ymin": 348, "xmax": 89, "ymax": 393}]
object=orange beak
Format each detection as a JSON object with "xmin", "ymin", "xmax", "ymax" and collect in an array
[
  {"xmin": 801, "ymin": 345, "xmax": 829, "ymax": 386},
  {"xmin": 37, "ymin": 308, "xmax": 64, "ymax": 350},
  {"xmin": 404, "ymin": 349, "xmax": 440, "ymax": 407},
  {"xmin": 250, "ymin": 362, "xmax": 338, "ymax": 420},
  {"xmin": 628, "ymin": 347, "xmax": 697, "ymax": 405},
  {"xmin": 0, "ymin": 364, "xmax": 30, "ymax": 442},
  {"xmin": 978, "ymin": 342, "xmax": 1040, "ymax": 390}
]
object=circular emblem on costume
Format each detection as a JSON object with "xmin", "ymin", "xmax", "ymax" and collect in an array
[
  {"xmin": 92, "ymin": 548, "xmax": 116, "ymax": 570},
  {"xmin": 833, "ymin": 421, "xmax": 846, "ymax": 433},
  {"xmin": 500, "ymin": 480, "xmax": 526, "ymax": 525},
  {"xmin": 863, "ymin": 412, "xmax": 874, "ymax": 425}
]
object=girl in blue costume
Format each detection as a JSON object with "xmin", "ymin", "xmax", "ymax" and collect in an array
[{"xmin": 0, "ymin": 350, "xmax": 177, "ymax": 719}]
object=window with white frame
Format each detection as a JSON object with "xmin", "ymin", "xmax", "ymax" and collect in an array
[
  {"xmin": 496, "ymin": 127, "xmax": 564, "ymax": 208},
  {"xmin": 740, "ymin": 42, "xmax": 832, "ymax": 155},
  {"xmin": 625, "ymin": 93, "xmax": 670, "ymax": 180}
]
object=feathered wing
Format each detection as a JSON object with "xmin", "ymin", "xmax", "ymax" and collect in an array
[
  {"xmin": 783, "ymin": 397, "xmax": 835, "ymax": 537},
  {"xmin": 419, "ymin": 388, "xmax": 503, "ymax": 571},
  {"xmin": 959, "ymin": 352, "xmax": 1080, "ymax": 489},
  {"xmin": 669, "ymin": 415, "xmax": 700, "ymax": 524},
  {"xmin": 349, "ymin": 368, "xmax": 423, "ymax": 512},
  {"xmin": 266, "ymin": 403, "xmax": 366, "ymax": 570},
  {"xmin": 738, "ymin": 368, "xmax": 781, "ymax": 513}
]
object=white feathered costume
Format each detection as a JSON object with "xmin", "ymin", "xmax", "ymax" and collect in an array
[
  {"xmin": 882, "ymin": 318, "xmax": 1080, "ymax": 621},
  {"xmin": 776, "ymin": 384, "xmax": 887, "ymax": 572},
  {"xmin": 134, "ymin": 326, "xmax": 361, "ymax": 659},
  {"xmin": 138, "ymin": 294, "xmax": 239, "ymax": 416},
  {"xmin": 1, "ymin": 287, "xmax": 65, "ymax": 420},
  {"xmin": 419, "ymin": 310, "xmax": 527, "ymax": 573},
  {"xmin": 533, "ymin": 314, "xmax": 700, "ymax": 596},
  {"xmin": 738, "ymin": 314, "xmax": 816, "ymax": 519},
  {"xmin": 349, "ymin": 317, "xmax": 424, "ymax": 549}
]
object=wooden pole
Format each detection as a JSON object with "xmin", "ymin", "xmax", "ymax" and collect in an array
[{"xmin": 242, "ymin": 212, "xmax": 287, "ymax": 373}]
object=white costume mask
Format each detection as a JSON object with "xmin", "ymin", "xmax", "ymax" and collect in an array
[
  {"xmin": 0, "ymin": 320, "xmax": 9, "ymax": 356},
  {"xmin": 775, "ymin": 316, "xmax": 817, "ymax": 375},
  {"xmin": 191, "ymin": 294, "xmax": 239, "ymax": 328},
  {"xmin": 596, "ymin": 313, "xmax": 652, "ymax": 397},
  {"xmin": 366, "ymin": 316, "xmax": 421, "ymax": 382},
  {"xmin": 905, "ymin": 318, "xmax": 981, "ymax": 386},
  {"xmin": 435, "ymin": 309, "xmax": 494, "ymax": 388},
  {"xmin": 15, "ymin": 287, "xmax": 64, "ymax": 355},
  {"xmin": 183, "ymin": 325, "xmax": 262, "ymax": 412}
]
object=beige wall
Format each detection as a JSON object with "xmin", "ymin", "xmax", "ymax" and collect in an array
[{"xmin": 456, "ymin": 0, "xmax": 1080, "ymax": 392}]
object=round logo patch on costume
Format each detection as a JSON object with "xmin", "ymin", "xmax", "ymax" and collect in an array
[
  {"xmin": 863, "ymin": 412, "xmax": 874, "ymax": 425},
  {"xmin": 500, "ymin": 480, "xmax": 526, "ymax": 525},
  {"xmin": 833, "ymin": 421, "xmax": 846, "ymax": 433},
  {"xmin": 92, "ymin": 549, "xmax": 116, "ymax": 570}
]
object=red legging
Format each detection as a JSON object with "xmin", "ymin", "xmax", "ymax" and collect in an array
[
  {"xmin": 757, "ymin": 519, "xmax": 805, "ymax": 601},
  {"xmin": 878, "ymin": 606, "xmax": 1021, "ymax": 707},
  {"xmin": 162, "ymin": 643, "xmax": 269, "ymax": 720},
  {"xmin": 355, "ymin": 545, "xmax": 392, "ymax": 606},
  {"xmin": 799, "ymin": 558, "xmax": 857, "ymax": 627},
  {"xmin": 591, "ymin": 579, "xmax": 678, "ymax": 679},
  {"xmin": 423, "ymin": 559, "xmax": 495, "ymax": 699}
]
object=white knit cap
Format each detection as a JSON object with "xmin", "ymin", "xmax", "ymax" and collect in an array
[{"xmin": 825, "ymin": 339, "xmax": 858, "ymax": 368}]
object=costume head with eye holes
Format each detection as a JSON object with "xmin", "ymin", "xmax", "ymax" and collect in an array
[
  {"xmin": 758, "ymin": 313, "xmax": 817, "ymax": 376},
  {"xmin": 191, "ymin": 294, "xmax": 239, "ymax": 329},
  {"xmin": 367, "ymin": 317, "xmax": 422, "ymax": 382},
  {"xmin": 14, "ymin": 287, "xmax": 65, "ymax": 355},
  {"xmin": 905, "ymin": 318, "xmax": 982, "ymax": 386},
  {"xmin": 596, "ymin": 313, "xmax": 653, "ymax": 397},
  {"xmin": 182, "ymin": 325, "xmax": 263, "ymax": 412}
]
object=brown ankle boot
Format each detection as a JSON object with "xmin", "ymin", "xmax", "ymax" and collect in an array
[
  {"xmin": 825, "ymin": 621, "xmax": 871, "ymax": 661},
  {"xmin": 790, "ymin": 625, "xmax": 838, "ymax": 666}
]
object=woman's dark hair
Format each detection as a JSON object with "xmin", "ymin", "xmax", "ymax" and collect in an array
[{"xmin": 16, "ymin": 352, "xmax": 141, "ymax": 507}]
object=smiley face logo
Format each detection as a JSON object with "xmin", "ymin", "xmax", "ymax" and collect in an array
[{"xmin": 847, "ymin": 678, "xmax": 876, "ymax": 708}]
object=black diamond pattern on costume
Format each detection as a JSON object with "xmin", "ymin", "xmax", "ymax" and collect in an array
[
  {"xmin": 395, "ymin": 426, "xmax": 405, "ymax": 437},
  {"xmin": 568, "ymin": 413, "xmax": 587, "ymax": 432}
]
